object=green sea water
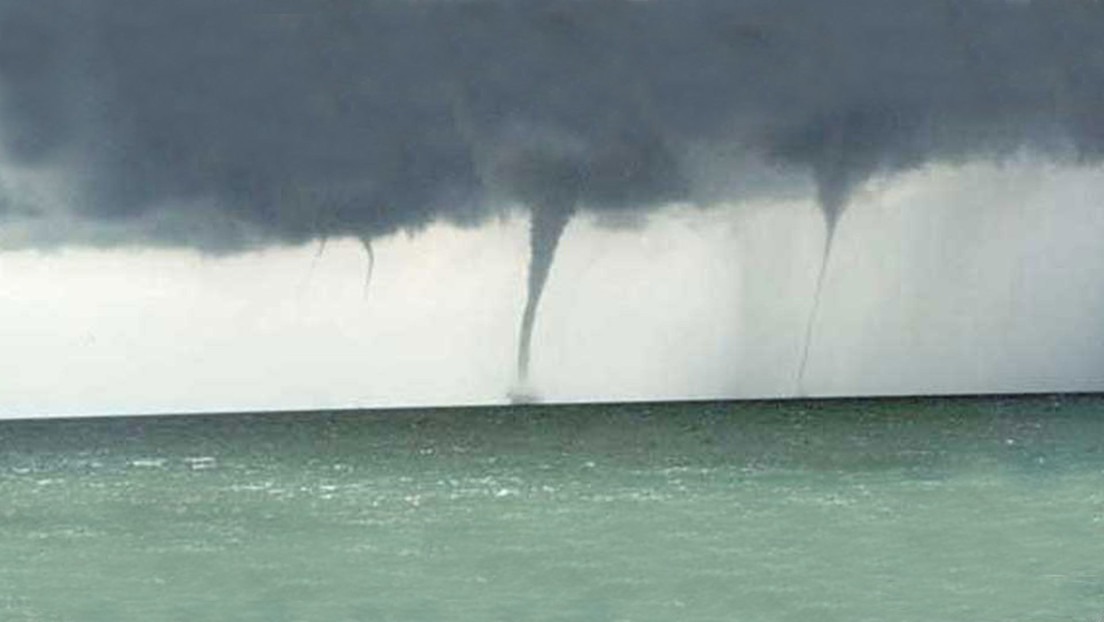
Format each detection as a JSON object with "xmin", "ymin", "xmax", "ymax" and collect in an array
[{"xmin": 1, "ymin": 395, "xmax": 1103, "ymax": 621}]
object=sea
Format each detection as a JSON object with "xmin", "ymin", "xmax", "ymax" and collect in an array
[{"xmin": 1, "ymin": 394, "xmax": 1102, "ymax": 621}]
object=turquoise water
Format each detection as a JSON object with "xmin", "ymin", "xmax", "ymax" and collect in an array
[{"xmin": 2, "ymin": 396, "xmax": 1103, "ymax": 621}]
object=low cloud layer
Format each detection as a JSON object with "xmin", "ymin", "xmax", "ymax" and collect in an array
[{"xmin": 1, "ymin": 0, "xmax": 1101, "ymax": 247}]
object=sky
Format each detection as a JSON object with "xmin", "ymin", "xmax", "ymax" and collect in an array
[
  {"xmin": 3, "ymin": 157, "xmax": 1104, "ymax": 417},
  {"xmin": 1, "ymin": 0, "xmax": 1104, "ymax": 417}
]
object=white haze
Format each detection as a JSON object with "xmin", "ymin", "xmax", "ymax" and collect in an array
[{"xmin": 1, "ymin": 157, "xmax": 1103, "ymax": 418}]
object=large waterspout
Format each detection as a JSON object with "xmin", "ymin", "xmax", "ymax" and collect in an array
[{"xmin": 516, "ymin": 199, "xmax": 574, "ymax": 388}]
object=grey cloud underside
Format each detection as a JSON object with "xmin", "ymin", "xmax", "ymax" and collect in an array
[{"xmin": 0, "ymin": 0, "xmax": 1102, "ymax": 252}]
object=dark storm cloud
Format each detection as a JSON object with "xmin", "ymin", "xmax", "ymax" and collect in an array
[{"xmin": 1, "ymin": 0, "xmax": 1101, "ymax": 250}]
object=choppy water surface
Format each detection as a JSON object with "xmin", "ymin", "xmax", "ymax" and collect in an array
[{"xmin": 2, "ymin": 396, "xmax": 1103, "ymax": 621}]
